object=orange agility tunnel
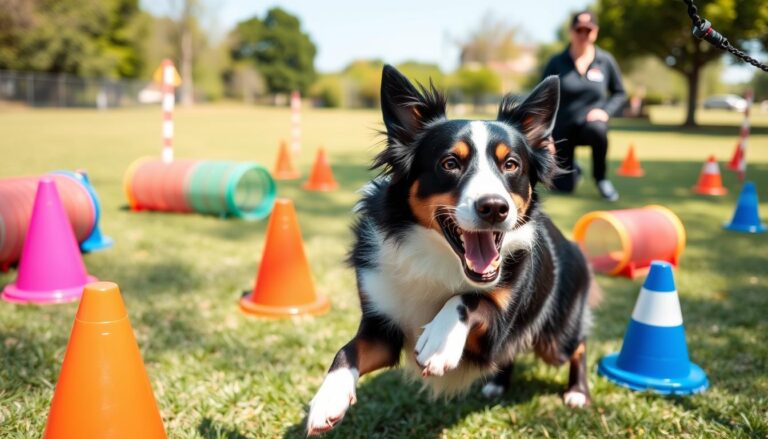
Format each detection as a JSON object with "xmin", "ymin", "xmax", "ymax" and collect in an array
[
  {"xmin": 0, "ymin": 171, "xmax": 110, "ymax": 270},
  {"xmin": 573, "ymin": 205, "xmax": 685, "ymax": 279},
  {"xmin": 124, "ymin": 157, "xmax": 277, "ymax": 220}
]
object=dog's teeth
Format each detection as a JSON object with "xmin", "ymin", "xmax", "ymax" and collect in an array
[
  {"xmin": 466, "ymin": 258, "xmax": 475, "ymax": 271},
  {"xmin": 491, "ymin": 258, "xmax": 501, "ymax": 269}
]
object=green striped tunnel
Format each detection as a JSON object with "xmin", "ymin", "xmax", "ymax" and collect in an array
[{"xmin": 124, "ymin": 158, "xmax": 276, "ymax": 220}]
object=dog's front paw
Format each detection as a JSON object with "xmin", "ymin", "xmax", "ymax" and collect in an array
[
  {"xmin": 563, "ymin": 390, "xmax": 590, "ymax": 408},
  {"xmin": 414, "ymin": 297, "xmax": 469, "ymax": 377},
  {"xmin": 306, "ymin": 368, "xmax": 359, "ymax": 436}
]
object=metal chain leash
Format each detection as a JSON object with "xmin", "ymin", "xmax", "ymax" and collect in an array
[{"xmin": 683, "ymin": 0, "xmax": 768, "ymax": 72}]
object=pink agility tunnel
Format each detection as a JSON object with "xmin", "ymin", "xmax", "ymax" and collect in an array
[
  {"xmin": 0, "ymin": 172, "xmax": 106, "ymax": 270},
  {"xmin": 572, "ymin": 205, "xmax": 686, "ymax": 279}
]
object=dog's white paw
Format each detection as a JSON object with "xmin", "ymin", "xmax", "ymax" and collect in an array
[
  {"xmin": 414, "ymin": 296, "xmax": 469, "ymax": 377},
  {"xmin": 481, "ymin": 382, "xmax": 505, "ymax": 399},
  {"xmin": 563, "ymin": 390, "xmax": 589, "ymax": 408},
  {"xmin": 306, "ymin": 368, "xmax": 359, "ymax": 436}
]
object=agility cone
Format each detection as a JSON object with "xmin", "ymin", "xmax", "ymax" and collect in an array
[
  {"xmin": 240, "ymin": 198, "xmax": 330, "ymax": 317},
  {"xmin": 727, "ymin": 141, "xmax": 743, "ymax": 172},
  {"xmin": 598, "ymin": 261, "xmax": 708, "ymax": 395},
  {"xmin": 75, "ymin": 170, "xmax": 114, "ymax": 252},
  {"xmin": 616, "ymin": 144, "xmax": 644, "ymax": 177},
  {"xmin": 723, "ymin": 182, "xmax": 766, "ymax": 233},
  {"xmin": 44, "ymin": 282, "xmax": 166, "ymax": 438},
  {"xmin": 2, "ymin": 179, "xmax": 97, "ymax": 304},
  {"xmin": 302, "ymin": 148, "xmax": 339, "ymax": 191},
  {"xmin": 273, "ymin": 141, "xmax": 300, "ymax": 180},
  {"xmin": 692, "ymin": 155, "xmax": 727, "ymax": 196}
]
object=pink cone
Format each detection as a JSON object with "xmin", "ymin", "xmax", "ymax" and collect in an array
[{"xmin": 2, "ymin": 179, "xmax": 97, "ymax": 304}]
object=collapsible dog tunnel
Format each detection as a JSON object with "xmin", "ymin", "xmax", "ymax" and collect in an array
[
  {"xmin": 124, "ymin": 158, "xmax": 276, "ymax": 220},
  {"xmin": 572, "ymin": 205, "xmax": 685, "ymax": 278},
  {"xmin": 0, "ymin": 172, "xmax": 100, "ymax": 269}
]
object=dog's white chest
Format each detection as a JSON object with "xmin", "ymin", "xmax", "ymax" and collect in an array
[{"xmin": 358, "ymin": 226, "xmax": 468, "ymax": 334}]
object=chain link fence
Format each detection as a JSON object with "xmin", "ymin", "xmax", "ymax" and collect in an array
[{"xmin": 0, "ymin": 70, "xmax": 161, "ymax": 108}]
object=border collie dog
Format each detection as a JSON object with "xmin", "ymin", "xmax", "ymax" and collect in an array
[{"xmin": 307, "ymin": 65, "xmax": 595, "ymax": 435}]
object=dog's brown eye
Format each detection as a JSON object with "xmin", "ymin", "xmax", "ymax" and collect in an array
[
  {"xmin": 441, "ymin": 157, "xmax": 461, "ymax": 171},
  {"xmin": 503, "ymin": 158, "xmax": 519, "ymax": 172}
]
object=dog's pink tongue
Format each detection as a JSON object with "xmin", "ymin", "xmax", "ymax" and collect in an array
[{"xmin": 463, "ymin": 231, "xmax": 498, "ymax": 273}]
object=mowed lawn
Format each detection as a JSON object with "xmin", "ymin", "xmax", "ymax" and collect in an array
[{"xmin": 0, "ymin": 104, "xmax": 767, "ymax": 438}]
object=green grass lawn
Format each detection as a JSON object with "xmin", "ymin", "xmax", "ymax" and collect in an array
[{"xmin": 1, "ymin": 104, "xmax": 767, "ymax": 438}]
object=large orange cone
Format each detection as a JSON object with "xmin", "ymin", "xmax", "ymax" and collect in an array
[
  {"xmin": 302, "ymin": 148, "xmax": 339, "ymax": 191},
  {"xmin": 240, "ymin": 198, "xmax": 330, "ymax": 318},
  {"xmin": 692, "ymin": 155, "xmax": 728, "ymax": 196},
  {"xmin": 273, "ymin": 141, "xmax": 300, "ymax": 180},
  {"xmin": 616, "ymin": 144, "xmax": 645, "ymax": 177},
  {"xmin": 44, "ymin": 282, "xmax": 166, "ymax": 438}
]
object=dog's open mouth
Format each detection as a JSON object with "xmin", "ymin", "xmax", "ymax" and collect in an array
[{"xmin": 437, "ymin": 209, "xmax": 504, "ymax": 283}]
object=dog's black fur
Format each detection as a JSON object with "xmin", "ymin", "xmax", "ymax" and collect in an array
[{"xmin": 306, "ymin": 65, "xmax": 594, "ymax": 436}]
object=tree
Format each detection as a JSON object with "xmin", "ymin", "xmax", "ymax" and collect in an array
[
  {"xmin": 395, "ymin": 61, "xmax": 444, "ymax": 88},
  {"xmin": 451, "ymin": 66, "xmax": 501, "ymax": 111},
  {"xmin": 597, "ymin": 0, "xmax": 768, "ymax": 126},
  {"xmin": 459, "ymin": 14, "xmax": 524, "ymax": 64},
  {"xmin": 230, "ymin": 8, "xmax": 317, "ymax": 95},
  {"xmin": 0, "ymin": 0, "xmax": 147, "ymax": 78}
]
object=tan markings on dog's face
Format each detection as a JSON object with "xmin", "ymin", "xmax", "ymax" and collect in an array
[
  {"xmin": 488, "ymin": 288, "xmax": 513, "ymax": 310},
  {"xmin": 495, "ymin": 143, "xmax": 510, "ymax": 162},
  {"xmin": 409, "ymin": 181, "xmax": 457, "ymax": 231},
  {"xmin": 451, "ymin": 141, "xmax": 470, "ymax": 160},
  {"xmin": 510, "ymin": 186, "xmax": 532, "ymax": 218}
]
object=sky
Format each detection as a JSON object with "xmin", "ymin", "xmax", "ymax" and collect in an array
[
  {"xmin": 142, "ymin": 0, "xmax": 592, "ymax": 72},
  {"xmin": 141, "ymin": 0, "xmax": 753, "ymax": 82}
]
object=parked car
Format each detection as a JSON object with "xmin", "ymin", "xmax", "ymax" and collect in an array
[{"xmin": 702, "ymin": 94, "xmax": 748, "ymax": 112}]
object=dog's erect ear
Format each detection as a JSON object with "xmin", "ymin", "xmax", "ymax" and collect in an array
[
  {"xmin": 497, "ymin": 76, "xmax": 560, "ymax": 149},
  {"xmin": 380, "ymin": 64, "xmax": 446, "ymax": 146},
  {"xmin": 374, "ymin": 65, "xmax": 446, "ymax": 179}
]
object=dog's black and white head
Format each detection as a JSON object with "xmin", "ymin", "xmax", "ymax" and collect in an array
[{"xmin": 373, "ymin": 65, "xmax": 560, "ymax": 287}]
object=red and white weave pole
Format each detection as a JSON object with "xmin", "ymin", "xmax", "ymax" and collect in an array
[
  {"xmin": 161, "ymin": 59, "xmax": 175, "ymax": 163},
  {"xmin": 290, "ymin": 90, "xmax": 301, "ymax": 155},
  {"xmin": 727, "ymin": 89, "xmax": 753, "ymax": 180}
]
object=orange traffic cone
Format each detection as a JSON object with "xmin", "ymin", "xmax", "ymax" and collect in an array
[
  {"xmin": 240, "ymin": 198, "xmax": 330, "ymax": 318},
  {"xmin": 273, "ymin": 141, "xmax": 300, "ymax": 180},
  {"xmin": 692, "ymin": 155, "xmax": 728, "ymax": 196},
  {"xmin": 302, "ymin": 148, "xmax": 339, "ymax": 191},
  {"xmin": 616, "ymin": 144, "xmax": 645, "ymax": 177},
  {"xmin": 44, "ymin": 282, "xmax": 166, "ymax": 439},
  {"xmin": 727, "ymin": 140, "xmax": 743, "ymax": 172}
]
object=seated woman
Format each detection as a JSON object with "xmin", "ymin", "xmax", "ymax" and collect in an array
[{"xmin": 543, "ymin": 11, "xmax": 626, "ymax": 201}]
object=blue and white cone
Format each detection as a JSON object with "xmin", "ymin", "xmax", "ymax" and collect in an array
[
  {"xmin": 598, "ymin": 261, "xmax": 708, "ymax": 395},
  {"xmin": 723, "ymin": 182, "xmax": 766, "ymax": 233}
]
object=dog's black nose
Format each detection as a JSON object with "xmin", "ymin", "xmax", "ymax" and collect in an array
[{"xmin": 475, "ymin": 195, "xmax": 509, "ymax": 224}]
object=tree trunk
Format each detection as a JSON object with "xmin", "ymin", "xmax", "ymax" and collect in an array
[
  {"xmin": 180, "ymin": 1, "xmax": 194, "ymax": 106},
  {"xmin": 684, "ymin": 66, "xmax": 700, "ymax": 127}
]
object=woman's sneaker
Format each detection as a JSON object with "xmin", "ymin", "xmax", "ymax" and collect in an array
[{"xmin": 597, "ymin": 179, "xmax": 619, "ymax": 202}]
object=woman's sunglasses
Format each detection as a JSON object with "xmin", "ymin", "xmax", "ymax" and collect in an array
[{"xmin": 573, "ymin": 27, "xmax": 593, "ymax": 35}]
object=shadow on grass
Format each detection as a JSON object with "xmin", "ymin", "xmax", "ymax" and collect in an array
[
  {"xmin": 198, "ymin": 418, "xmax": 250, "ymax": 439},
  {"xmin": 282, "ymin": 369, "xmax": 563, "ymax": 438}
]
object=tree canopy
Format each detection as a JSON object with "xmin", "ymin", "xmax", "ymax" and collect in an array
[
  {"xmin": 0, "ymin": 0, "xmax": 147, "ymax": 78},
  {"xmin": 597, "ymin": 0, "xmax": 768, "ymax": 125},
  {"xmin": 230, "ymin": 7, "xmax": 317, "ymax": 95}
]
